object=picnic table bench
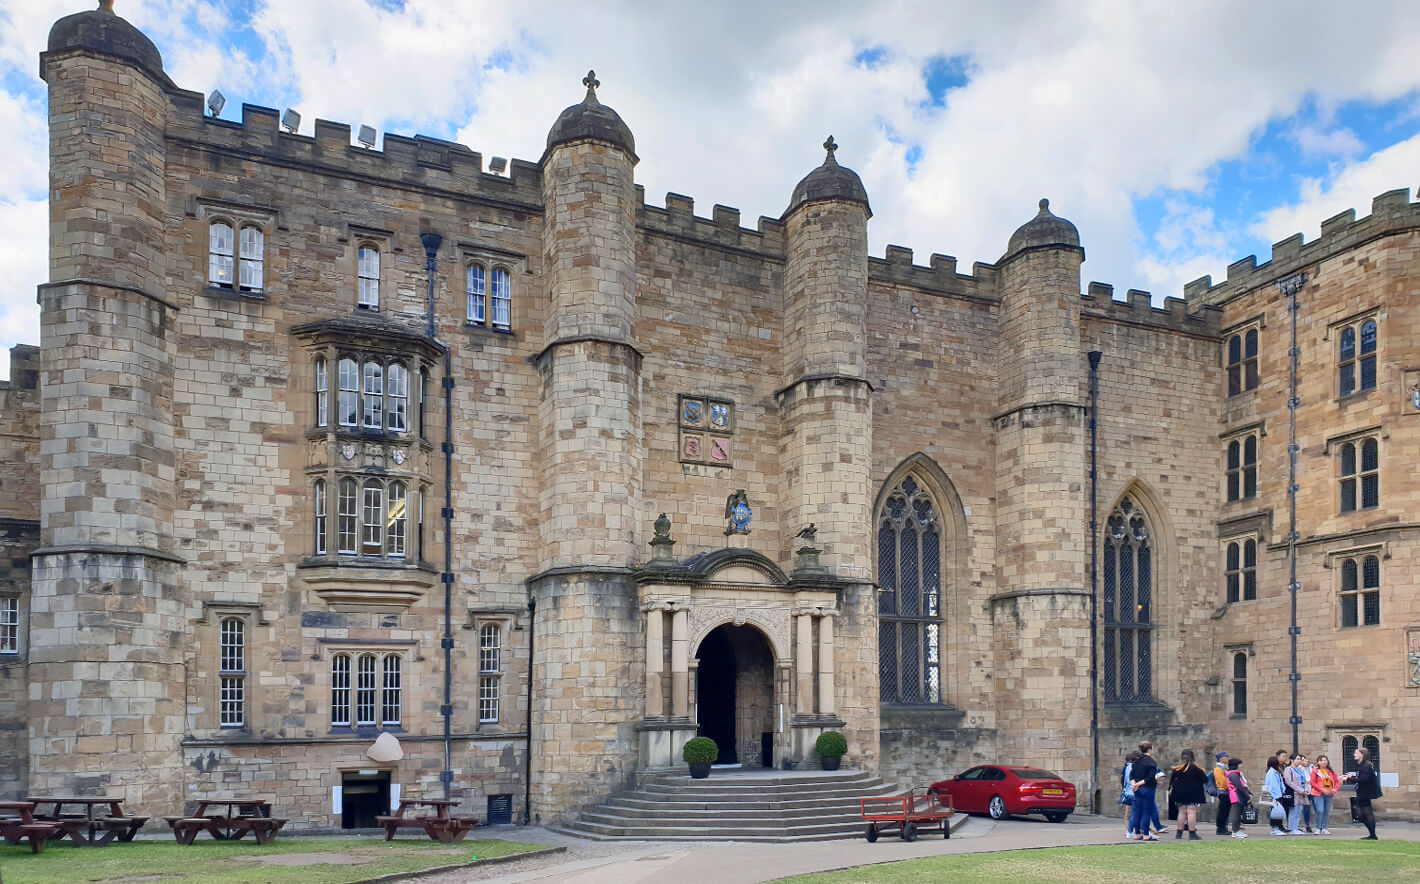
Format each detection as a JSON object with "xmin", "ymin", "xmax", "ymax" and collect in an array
[
  {"xmin": 25, "ymin": 796, "xmax": 148, "ymax": 846},
  {"xmin": 0, "ymin": 801, "xmax": 66, "ymax": 854},
  {"xmin": 375, "ymin": 798, "xmax": 478, "ymax": 843},
  {"xmin": 163, "ymin": 799, "xmax": 287, "ymax": 845}
]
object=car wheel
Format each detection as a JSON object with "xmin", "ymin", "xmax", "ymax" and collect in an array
[
  {"xmin": 1045, "ymin": 812, "xmax": 1068, "ymax": 824},
  {"xmin": 988, "ymin": 795, "xmax": 1009, "ymax": 820},
  {"xmin": 865, "ymin": 823, "xmax": 878, "ymax": 842},
  {"xmin": 902, "ymin": 821, "xmax": 918, "ymax": 842}
]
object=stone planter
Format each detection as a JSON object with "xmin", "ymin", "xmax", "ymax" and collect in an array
[
  {"xmin": 688, "ymin": 762, "xmax": 712, "ymax": 779},
  {"xmin": 821, "ymin": 756, "xmax": 842, "ymax": 771}
]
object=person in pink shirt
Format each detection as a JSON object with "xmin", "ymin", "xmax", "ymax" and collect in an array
[{"xmin": 1310, "ymin": 754, "xmax": 1341, "ymax": 835}]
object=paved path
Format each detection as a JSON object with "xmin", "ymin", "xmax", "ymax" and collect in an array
[{"xmin": 415, "ymin": 815, "xmax": 1420, "ymax": 884}]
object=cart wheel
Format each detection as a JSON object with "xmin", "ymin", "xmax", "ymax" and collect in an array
[
  {"xmin": 865, "ymin": 823, "xmax": 878, "ymax": 843},
  {"xmin": 943, "ymin": 819, "xmax": 951, "ymax": 839},
  {"xmin": 902, "ymin": 821, "xmax": 918, "ymax": 842}
]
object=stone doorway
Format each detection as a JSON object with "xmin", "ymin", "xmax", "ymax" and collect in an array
[{"xmin": 696, "ymin": 623, "xmax": 775, "ymax": 768}]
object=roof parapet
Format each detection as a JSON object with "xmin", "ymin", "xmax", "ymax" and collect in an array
[
  {"xmin": 1192, "ymin": 187, "xmax": 1420, "ymax": 306},
  {"xmin": 867, "ymin": 245, "xmax": 998, "ymax": 302}
]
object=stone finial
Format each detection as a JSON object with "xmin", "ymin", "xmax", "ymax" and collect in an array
[
  {"xmin": 823, "ymin": 135, "xmax": 838, "ymax": 164},
  {"xmin": 582, "ymin": 69, "xmax": 601, "ymax": 100},
  {"xmin": 650, "ymin": 513, "xmax": 676, "ymax": 562},
  {"xmin": 1038, "ymin": 198, "xmax": 1051, "ymax": 215},
  {"xmin": 99, "ymin": 0, "xmax": 115, "ymax": 11}
]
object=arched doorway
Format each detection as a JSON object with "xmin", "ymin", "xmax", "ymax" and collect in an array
[{"xmin": 695, "ymin": 624, "xmax": 776, "ymax": 768}]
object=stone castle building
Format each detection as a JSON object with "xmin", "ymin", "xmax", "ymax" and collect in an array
[{"xmin": 2, "ymin": 2, "xmax": 1417, "ymax": 827}]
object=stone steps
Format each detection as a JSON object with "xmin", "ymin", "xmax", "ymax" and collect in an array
[{"xmin": 552, "ymin": 769, "xmax": 909, "ymax": 842}]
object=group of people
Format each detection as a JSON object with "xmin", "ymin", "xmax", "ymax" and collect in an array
[{"xmin": 1120, "ymin": 741, "xmax": 1383, "ymax": 841}]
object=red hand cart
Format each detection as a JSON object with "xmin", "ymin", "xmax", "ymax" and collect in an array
[{"xmin": 860, "ymin": 788, "xmax": 954, "ymax": 842}]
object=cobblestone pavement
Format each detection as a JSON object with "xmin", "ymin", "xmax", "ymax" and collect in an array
[{"xmin": 412, "ymin": 815, "xmax": 1420, "ymax": 884}]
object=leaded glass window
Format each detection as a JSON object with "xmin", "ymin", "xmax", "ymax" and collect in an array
[
  {"xmin": 1103, "ymin": 497, "xmax": 1153, "ymax": 703},
  {"xmin": 877, "ymin": 475, "xmax": 943, "ymax": 705}
]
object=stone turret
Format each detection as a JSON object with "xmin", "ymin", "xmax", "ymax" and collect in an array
[
  {"xmin": 777, "ymin": 137, "xmax": 876, "ymax": 768},
  {"xmin": 30, "ymin": 1, "xmax": 185, "ymax": 812},
  {"xmin": 530, "ymin": 71, "xmax": 644, "ymax": 823},
  {"xmin": 990, "ymin": 198, "xmax": 1093, "ymax": 798}
]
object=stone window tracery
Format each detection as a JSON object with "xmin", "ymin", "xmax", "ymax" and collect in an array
[
  {"xmin": 334, "ymin": 651, "xmax": 403, "ymax": 729},
  {"xmin": 1338, "ymin": 318, "xmax": 1377, "ymax": 397},
  {"xmin": 1102, "ymin": 496, "xmax": 1154, "ymax": 704},
  {"xmin": 1340, "ymin": 555, "xmax": 1380, "ymax": 628},
  {"xmin": 466, "ymin": 263, "xmax": 513, "ymax": 330},
  {"xmin": 333, "ymin": 356, "xmax": 410, "ymax": 436},
  {"xmin": 1225, "ymin": 538, "xmax": 1257, "ymax": 603},
  {"xmin": 1226, "ymin": 327, "xmax": 1259, "ymax": 396},
  {"xmin": 1226, "ymin": 434, "xmax": 1258, "ymax": 502},
  {"xmin": 877, "ymin": 475, "xmax": 942, "ymax": 705},
  {"xmin": 357, "ymin": 245, "xmax": 381, "ymax": 309},
  {"xmin": 315, "ymin": 357, "xmax": 328, "ymax": 427},
  {"xmin": 208, "ymin": 220, "xmax": 264, "ymax": 293},
  {"xmin": 1232, "ymin": 652, "xmax": 1247, "ymax": 717},
  {"xmin": 1338, "ymin": 437, "xmax": 1379, "ymax": 513}
]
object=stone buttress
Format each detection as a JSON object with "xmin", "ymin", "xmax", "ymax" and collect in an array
[
  {"xmin": 30, "ymin": 2, "xmax": 185, "ymax": 812},
  {"xmin": 777, "ymin": 139, "xmax": 878, "ymax": 768},
  {"xmin": 528, "ymin": 73, "xmax": 644, "ymax": 823},
  {"xmin": 990, "ymin": 200, "xmax": 1093, "ymax": 796}
]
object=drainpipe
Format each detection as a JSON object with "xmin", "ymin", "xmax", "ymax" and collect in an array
[
  {"xmin": 420, "ymin": 232, "xmax": 454, "ymax": 803},
  {"xmin": 1281, "ymin": 272, "xmax": 1306, "ymax": 755},
  {"xmin": 524, "ymin": 597, "xmax": 536, "ymax": 825},
  {"xmin": 1087, "ymin": 350, "xmax": 1102, "ymax": 814}
]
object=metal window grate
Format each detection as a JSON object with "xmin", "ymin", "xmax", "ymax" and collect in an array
[{"xmin": 875, "ymin": 475, "xmax": 943, "ymax": 705}]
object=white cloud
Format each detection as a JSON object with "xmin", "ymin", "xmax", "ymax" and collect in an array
[
  {"xmin": 1253, "ymin": 135, "xmax": 1420, "ymax": 245},
  {"xmin": 6, "ymin": 0, "xmax": 1420, "ymax": 376}
]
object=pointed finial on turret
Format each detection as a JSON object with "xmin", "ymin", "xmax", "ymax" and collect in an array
[
  {"xmin": 1039, "ymin": 198, "xmax": 1051, "ymax": 214},
  {"xmin": 98, "ymin": 0, "xmax": 116, "ymax": 12},
  {"xmin": 823, "ymin": 135, "xmax": 839, "ymax": 165},
  {"xmin": 582, "ymin": 69, "xmax": 601, "ymax": 103}
]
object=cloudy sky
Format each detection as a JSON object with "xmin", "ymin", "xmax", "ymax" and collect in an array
[{"xmin": 3, "ymin": 0, "xmax": 1420, "ymax": 376}]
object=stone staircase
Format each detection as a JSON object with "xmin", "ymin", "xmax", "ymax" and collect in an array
[{"xmin": 552, "ymin": 768, "xmax": 906, "ymax": 842}]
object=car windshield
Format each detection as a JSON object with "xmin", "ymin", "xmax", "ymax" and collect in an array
[{"xmin": 1012, "ymin": 768, "xmax": 1062, "ymax": 780}]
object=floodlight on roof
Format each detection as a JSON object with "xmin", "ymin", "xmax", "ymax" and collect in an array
[
  {"xmin": 207, "ymin": 89, "xmax": 226, "ymax": 117},
  {"xmin": 281, "ymin": 108, "xmax": 301, "ymax": 133},
  {"xmin": 488, "ymin": 156, "xmax": 507, "ymax": 174},
  {"xmin": 357, "ymin": 125, "xmax": 377, "ymax": 148}
]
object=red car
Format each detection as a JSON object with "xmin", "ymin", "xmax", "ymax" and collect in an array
[{"xmin": 929, "ymin": 765, "xmax": 1077, "ymax": 823}]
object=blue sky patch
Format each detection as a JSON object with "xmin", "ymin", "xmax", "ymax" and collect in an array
[{"xmin": 922, "ymin": 55, "xmax": 971, "ymax": 108}]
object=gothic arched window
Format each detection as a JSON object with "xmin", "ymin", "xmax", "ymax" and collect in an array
[
  {"xmin": 1102, "ymin": 496, "xmax": 1154, "ymax": 703},
  {"xmin": 877, "ymin": 475, "xmax": 942, "ymax": 704}
]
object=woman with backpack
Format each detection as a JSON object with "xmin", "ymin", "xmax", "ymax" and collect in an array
[
  {"xmin": 1167, "ymin": 749, "xmax": 1208, "ymax": 839},
  {"xmin": 1283, "ymin": 754, "xmax": 1311, "ymax": 835},
  {"xmin": 1225, "ymin": 757, "xmax": 1251, "ymax": 838}
]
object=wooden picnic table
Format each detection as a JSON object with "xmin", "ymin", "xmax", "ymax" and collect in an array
[
  {"xmin": 24, "ymin": 796, "xmax": 147, "ymax": 846},
  {"xmin": 0, "ymin": 801, "xmax": 66, "ymax": 854},
  {"xmin": 375, "ymin": 798, "xmax": 478, "ymax": 843},
  {"xmin": 163, "ymin": 798, "xmax": 287, "ymax": 845}
]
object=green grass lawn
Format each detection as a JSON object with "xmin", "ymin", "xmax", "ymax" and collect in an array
[
  {"xmin": 0, "ymin": 835, "xmax": 549, "ymax": 884},
  {"xmin": 779, "ymin": 840, "xmax": 1420, "ymax": 884}
]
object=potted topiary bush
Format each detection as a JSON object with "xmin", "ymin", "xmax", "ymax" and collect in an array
[
  {"xmin": 815, "ymin": 730, "xmax": 847, "ymax": 771},
  {"xmin": 683, "ymin": 736, "xmax": 718, "ymax": 778}
]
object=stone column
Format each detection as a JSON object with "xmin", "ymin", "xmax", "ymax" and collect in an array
[
  {"xmin": 670, "ymin": 606, "xmax": 689, "ymax": 718},
  {"xmin": 795, "ymin": 611, "xmax": 814, "ymax": 715},
  {"xmin": 817, "ymin": 612, "xmax": 836, "ymax": 717},
  {"xmin": 644, "ymin": 604, "xmax": 664, "ymax": 718}
]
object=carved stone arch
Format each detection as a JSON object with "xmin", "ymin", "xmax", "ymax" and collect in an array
[
  {"xmin": 873, "ymin": 452, "xmax": 968, "ymax": 707},
  {"xmin": 689, "ymin": 615, "xmax": 786, "ymax": 666},
  {"xmin": 1100, "ymin": 479, "xmax": 1175, "ymax": 709}
]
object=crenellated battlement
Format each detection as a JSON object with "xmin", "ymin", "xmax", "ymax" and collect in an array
[
  {"xmin": 0, "ymin": 344, "xmax": 39, "ymax": 392},
  {"xmin": 634, "ymin": 187, "xmax": 786, "ymax": 257},
  {"xmin": 1185, "ymin": 187, "xmax": 1420, "ymax": 305},
  {"xmin": 1081, "ymin": 282, "xmax": 1222, "ymax": 337},
  {"xmin": 867, "ymin": 244, "xmax": 1000, "ymax": 302},
  {"xmin": 165, "ymin": 87, "xmax": 545, "ymax": 209}
]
